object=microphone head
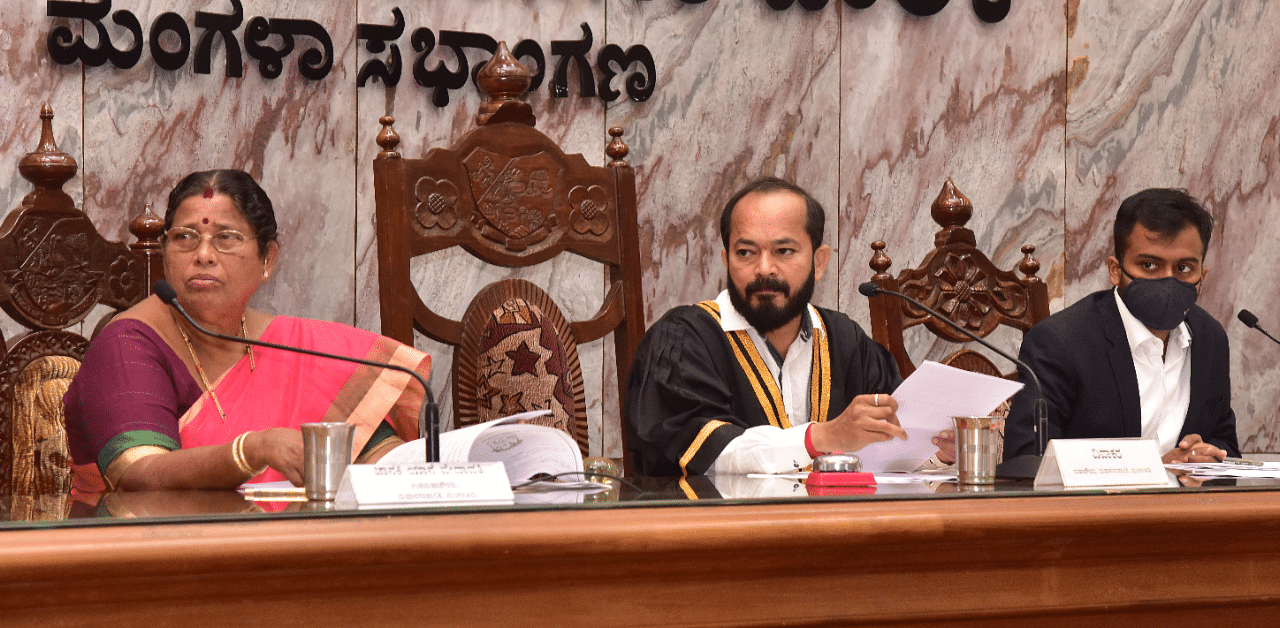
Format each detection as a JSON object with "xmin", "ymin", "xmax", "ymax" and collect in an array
[
  {"xmin": 153, "ymin": 280, "xmax": 179, "ymax": 306},
  {"xmin": 857, "ymin": 282, "xmax": 882, "ymax": 298},
  {"xmin": 1238, "ymin": 309, "xmax": 1260, "ymax": 329}
]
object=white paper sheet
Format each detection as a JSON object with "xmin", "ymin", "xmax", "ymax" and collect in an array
[
  {"xmin": 379, "ymin": 409, "xmax": 584, "ymax": 485},
  {"xmin": 855, "ymin": 360, "xmax": 1024, "ymax": 472}
]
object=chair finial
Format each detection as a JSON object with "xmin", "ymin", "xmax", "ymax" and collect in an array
[
  {"xmin": 128, "ymin": 202, "xmax": 165, "ymax": 244},
  {"xmin": 130, "ymin": 202, "xmax": 166, "ymax": 290},
  {"xmin": 1019, "ymin": 244, "xmax": 1043, "ymax": 283},
  {"xmin": 377, "ymin": 116, "xmax": 401, "ymax": 158},
  {"xmin": 869, "ymin": 240, "xmax": 893, "ymax": 279},
  {"xmin": 475, "ymin": 41, "xmax": 536, "ymax": 127},
  {"xmin": 606, "ymin": 126, "xmax": 630, "ymax": 166},
  {"xmin": 18, "ymin": 103, "xmax": 78, "ymax": 193},
  {"xmin": 931, "ymin": 179, "xmax": 976, "ymax": 247}
]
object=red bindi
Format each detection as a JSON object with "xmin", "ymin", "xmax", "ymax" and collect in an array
[
  {"xmin": 202, "ymin": 218, "xmax": 209, "ymax": 224},
  {"xmin": 203, "ymin": 186, "xmax": 214, "ymax": 198}
]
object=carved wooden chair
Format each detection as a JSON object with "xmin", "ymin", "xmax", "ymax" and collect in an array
[
  {"xmin": 373, "ymin": 43, "xmax": 644, "ymax": 461},
  {"xmin": 867, "ymin": 180, "xmax": 1050, "ymax": 382},
  {"xmin": 0, "ymin": 105, "xmax": 163, "ymax": 520}
]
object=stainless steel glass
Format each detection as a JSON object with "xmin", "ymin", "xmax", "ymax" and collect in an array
[
  {"xmin": 953, "ymin": 415, "xmax": 1004, "ymax": 485},
  {"xmin": 301, "ymin": 422, "xmax": 356, "ymax": 501}
]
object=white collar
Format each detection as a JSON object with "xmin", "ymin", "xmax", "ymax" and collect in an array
[
  {"xmin": 714, "ymin": 290, "xmax": 819, "ymax": 341},
  {"xmin": 1113, "ymin": 287, "xmax": 1191, "ymax": 352}
]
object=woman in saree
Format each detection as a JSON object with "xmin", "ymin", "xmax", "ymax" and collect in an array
[{"xmin": 64, "ymin": 169, "xmax": 430, "ymax": 492}]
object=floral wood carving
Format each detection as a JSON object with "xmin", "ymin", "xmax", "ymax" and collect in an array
[
  {"xmin": 413, "ymin": 177, "xmax": 460, "ymax": 230},
  {"xmin": 899, "ymin": 251, "xmax": 1028, "ymax": 336},
  {"xmin": 463, "ymin": 148, "xmax": 558, "ymax": 251},
  {"xmin": 567, "ymin": 184, "xmax": 612, "ymax": 236}
]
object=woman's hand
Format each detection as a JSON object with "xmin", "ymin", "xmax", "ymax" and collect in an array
[{"xmin": 244, "ymin": 428, "xmax": 306, "ymax": 486}]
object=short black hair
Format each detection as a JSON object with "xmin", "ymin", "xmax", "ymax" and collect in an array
[
  {"xmin": 1113, "ymin": 188, "xmax": 1213, "ymax": 262},
  {"xmin": 166, "ymin": 169, "xmax": 279, "ymax": 260},
  {"xmin": 719, "ymin": 177, "xmax": 825, "ymax": 251}
]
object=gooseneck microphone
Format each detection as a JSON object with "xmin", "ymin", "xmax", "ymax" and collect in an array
[
  {"xmin": 154, "ymin": 280, "xmax": 440, "ymax": 463},
  {"xmin": 858, "ymin": 281, "xmax": 1049, "ymax": 479},
  {"xmin": 1238, "ymin": 309, "xmax": 1280, "ymax": 347}
]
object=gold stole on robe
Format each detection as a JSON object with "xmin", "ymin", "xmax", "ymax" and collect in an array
[{"xmin": 678, "ymin": 301, "xmax": 832, "ymax": 473}]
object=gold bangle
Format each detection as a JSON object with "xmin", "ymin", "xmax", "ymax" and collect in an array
[{"xmin": 231, "ymin": 432, "xmax": 263, "ymax": 477}]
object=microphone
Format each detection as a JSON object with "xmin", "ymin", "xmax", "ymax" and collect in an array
[
  {"xmin": 154, "ymin": 280, "xmax": 440, "ymax": 463},
  {"xmin": 1238, "ymin": 309, "xmax": 1280, "ymax": 346},
  {"xmin": 858, "ymin": 281, "xmax": 1049, "ymax": 479}
]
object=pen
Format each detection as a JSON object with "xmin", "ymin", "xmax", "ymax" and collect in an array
[{"xmin": 1222, "ymin": 457, "xmax": 1263, "ymax": 467}]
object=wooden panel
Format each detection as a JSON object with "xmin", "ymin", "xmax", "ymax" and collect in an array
[{"xmin": 2, "ymin": 490, "xmax": 1280, "ymax": 626}]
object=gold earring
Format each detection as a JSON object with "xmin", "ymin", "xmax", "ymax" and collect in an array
[{"xmin": 262, "ymin": 270, "xmax": 269, "ymax": 279}]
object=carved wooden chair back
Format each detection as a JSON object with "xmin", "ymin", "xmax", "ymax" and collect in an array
[
  {"xmin": 866, "ymin": 180, "xmax": 1050, "ymax": 383},
  {"xmin": 373, "ymin": 43, "xmax": 644, "ymax": 458},
  {"xmin": 0, "ymin": 105, "xmax": 163, "ymax": 520}
]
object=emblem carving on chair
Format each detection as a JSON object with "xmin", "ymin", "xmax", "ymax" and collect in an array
[
  {"xmin": 464, "ymin": 148, "xmax": 559, "ymax": 251},
  {"xmin": 1, "ymin": 214, "xmax": 107, "ymax": 328},
  {"xmin": 900, "ymin": 250, "xmax": 1031, "ymax": 335},
  {"xmin": 374, "ymin": 42, "xmax": 644, "ymax": 467},
  {"xmin": 455, "ymin": 280, "xmax": 588, "ymax": 454},
  {"xmin": 568, "ymin": 184, "xmax": 612, "ymax": 236},
  {"xmin": 413, "ymin": 177, "xmax": 460, "ymax": 230},
  {"xmin": 867, "ymin": 179, "xmax": 1050, "ymax": 379},
  {"xmin": 0, "ymin": 104, "xmax": 162, "ymax": 516}
]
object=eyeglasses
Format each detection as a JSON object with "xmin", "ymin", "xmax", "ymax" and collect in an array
[{"xmin": 162, "ymin": 227, "xmax": 251, "ymax": 253}]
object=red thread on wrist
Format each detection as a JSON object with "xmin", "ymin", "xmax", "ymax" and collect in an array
[{"xmin": 805, "ymin": 423, "xmax": 820, "ymax": 458}]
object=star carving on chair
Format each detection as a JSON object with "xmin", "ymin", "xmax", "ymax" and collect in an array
[
  {"xmin": 499, "ymin": 391, "xmax": 527, "ymax": 415},
  {"xmin": 475, "ymin": 368, "xmax": 501, "ymax": 409},
  {"xmin": 480, "ymin": 354, "xmax": 506, "ymax": 376},
  {"xmin": 505, "ymin": 341, "xmax": 541, "ymax": 377}
]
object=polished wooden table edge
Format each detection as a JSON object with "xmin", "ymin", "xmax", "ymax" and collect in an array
[
  {"xmin": 3, "ymin": 489, "xmax": 1279, "ymax": 574},
  {"xmin": 4, "ymin": 490, "xmax": 1280, "ymax": 627}
]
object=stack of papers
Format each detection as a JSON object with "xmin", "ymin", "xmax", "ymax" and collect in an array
[{"xmin": 1165, "ymin": 461, "xmax": 1280, "ymax": 479}]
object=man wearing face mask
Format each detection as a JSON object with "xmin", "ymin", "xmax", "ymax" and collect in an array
[
  {"xmin": 1003, "ymin": 188, "xmax": 1239, "ymax": 463},
  {"xmin": 625, "ymin": 178, "xmax": 955, "ymax": 476}
]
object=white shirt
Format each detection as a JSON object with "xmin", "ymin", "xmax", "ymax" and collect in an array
[
  {"xmin": 709, "ymin": 290, "xmax": 821, "ymax": 475},
  {"xmin": 1113, "ymin": 288, "xmax": 1193, "ymax": 454}
]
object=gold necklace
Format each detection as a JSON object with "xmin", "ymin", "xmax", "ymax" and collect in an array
[{"xmin": 172, "ymin": 312, "xmax": 255, "ymax": 422}]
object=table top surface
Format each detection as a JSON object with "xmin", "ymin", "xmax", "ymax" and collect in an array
[{"xmin": 6, "ymin": 468, "xmax": 1277, "ymax": 529}]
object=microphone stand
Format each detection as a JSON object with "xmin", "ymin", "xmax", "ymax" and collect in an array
[
  {"xmin": 154, "ymin": 281, "xmax": 440, "ymax": 463},
  {"xmin": 859, "ymin": 282, "xmax": 1048, "ymax": 479}
]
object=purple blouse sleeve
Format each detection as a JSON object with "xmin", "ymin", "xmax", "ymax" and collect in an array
[{"xmin": 64, "ymin": 319, "xmax": 203, "ymax": 469}]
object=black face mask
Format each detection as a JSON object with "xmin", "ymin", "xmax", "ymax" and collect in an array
[{"xmin": 1119, "ymin": 268, "xmax": 1201, "ymax": 331}]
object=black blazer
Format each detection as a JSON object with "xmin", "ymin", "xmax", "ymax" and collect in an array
[{"xmin": 1003, "ymin": 289, "xmax": 1239, "ymax": 459}]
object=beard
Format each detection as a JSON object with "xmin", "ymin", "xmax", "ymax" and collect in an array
[{"xmin": 727, "ymin": 264, "xmax": 817, "ymax": 334}]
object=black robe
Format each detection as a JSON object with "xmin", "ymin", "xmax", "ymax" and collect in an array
[{"xmin": 625, "ymin": 301, "xmax": 902, "ymax": 475}]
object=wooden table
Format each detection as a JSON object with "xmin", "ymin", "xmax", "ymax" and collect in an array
[{"xmin": 3, "ymin": 485, "xmax": 1280, "ymax": 627}]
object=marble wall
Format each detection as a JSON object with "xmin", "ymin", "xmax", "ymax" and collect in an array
[{"xmin": 3, "ymin": 0, "xmax": 1278, "ymax": 457}]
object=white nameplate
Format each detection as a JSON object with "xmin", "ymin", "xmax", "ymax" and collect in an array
[
  {"xmin": 1034, "ymin": 438, "xmax": 1171, "ymax": 488},
  {"xmin": 336, "ymin": 462, "xmax": 514, "ymax": 508}
]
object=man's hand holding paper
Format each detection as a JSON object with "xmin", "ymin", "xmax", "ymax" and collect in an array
[
  {"xmin": 855, "ymin": 361, "xmax": 1024, "ymax": 472},
  {"xmin": 809, "ymin": 393, "xmax": 908, "ymax": 454}
]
